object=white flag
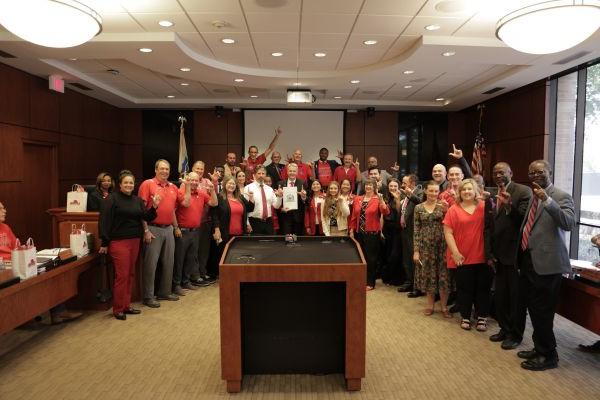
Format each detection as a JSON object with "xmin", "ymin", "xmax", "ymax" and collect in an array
[{"xmin": 178, "ymin": 122, "xmax": 189, "ymax": 174}]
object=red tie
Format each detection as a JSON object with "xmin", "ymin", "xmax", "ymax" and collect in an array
[
  {"xmin": 260, "ymin": 184, "xmax": 268, "ymax": 219},
  {"xmin": 521, "ymin": 198, "xmax": 539, "ymax": 251},
  {"xmin": 290, "ymin": 181, "xmax": 295, "ymax": 187}
]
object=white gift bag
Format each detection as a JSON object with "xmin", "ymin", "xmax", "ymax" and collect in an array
[
  {"xmin": 66, "ymin": 184, "xmax": 88, "ymax": 212},
  {"xmin": 11, "ymin": 238, "xmax": 38, "ymax": 280},
  {"xmin": 70, "ymin": 224, "xmax": 89, "ymax": 258}
]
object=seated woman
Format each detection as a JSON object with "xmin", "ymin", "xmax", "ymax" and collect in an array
[
  {"xmin": 321, "ymin": 181, "xmax": 350, "ymax": 237},
  {"xmin": 88, "ymin": 172, "xmax": 114, "ymax": 212},
  {"xmin": 443, "ymin": 178, "xmax": 493, "ymax": 331},
  {"xmin": 99, "ymin": 170, "xmax": 161, "ymax": 321},
  {"xmin": 413, "ymin": 181, "xmax": 450, "ymax": 317},
  {"xmin": 0, "ymin": 201, "xmax": 17, "ymax": 262},
  {"xmin": 304, "ymin": 180, "xmax": 324, "ymax": 236}
]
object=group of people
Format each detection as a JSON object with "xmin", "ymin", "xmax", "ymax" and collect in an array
[{"xmin": 84, "ymin": 128, "xmax": 581, "ymax": 371}]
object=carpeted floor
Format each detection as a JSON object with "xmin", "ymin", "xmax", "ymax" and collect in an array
[{"xmin": 1, "ymin": 282, "xmax": 599, "ymax": 400}]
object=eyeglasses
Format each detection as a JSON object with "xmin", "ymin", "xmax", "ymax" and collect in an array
[{"xmin": 528, "ymin": 170, "xmax": 546, "ymax": 176}]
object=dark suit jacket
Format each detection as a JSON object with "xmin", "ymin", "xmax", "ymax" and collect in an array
[
  {"xmin": 400, "ymin": 188, "xmax": 423, "ymax": 233},
  {"xmin": 266, "ymin": 163, "xmax": 285, "ymax": 186},
  {"xmin": 517, "ymin": 184, "xmax": 575, "ymax": 275},
  {"xmin": 491, "ymin": 181, "xmax": 532, "ymax": 265},
  {"xmin": 210, "ymin": 196, "xmax": 254, "ymax": 241},
  {"xmin": 276, "ymin": 178, "xmax": 309, "ymax": 223}
]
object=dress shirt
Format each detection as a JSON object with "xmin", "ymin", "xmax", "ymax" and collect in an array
[{"xmin": 244, "ymin": 181, "xmax": 281, "ymax": 219}]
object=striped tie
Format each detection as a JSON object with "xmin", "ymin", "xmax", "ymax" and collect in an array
[{"xmin": 520, "ymin": 198, "xmax": 539, "ymax": 251}]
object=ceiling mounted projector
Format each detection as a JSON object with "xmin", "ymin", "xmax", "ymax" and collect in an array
[{"xmin": 287, "ymin": 89, "xmax": 316, "ymax": 103}]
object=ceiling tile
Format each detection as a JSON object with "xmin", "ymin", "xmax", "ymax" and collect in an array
[
  {"xmin": 132, "ymin": 13, "xmax": 197, "ymax": 33},
  {"xmin": 99, "ymin": 13, "xmax": 145, "ymax": 33},
  {"xmin": 189, "ymin": 13, "xmax": 248, "ymax": 32},
  {"xmin": 211, "ymin": 47, "xmax": 259, "ymax": 67},
  {"xmin": 245, "ymin": 13, "xmax": 300, "ymax": 32},
  {"xmin": 252, "ymin": 32, "xmax": 299, "ymax": 53},
  {"xmin": 403, "ymin": 16, "xmax": 467, "ymax": 36},
  {"xmin": 84, "ymin": 0, "xmax": 127, "ymax": 13},
  {"xmin": 337, "ymin": 49, "xmax": 387, "ymax": 69},
  {"xmin": 300, "ymin": 33, "xmax": 347, "ymax": 48},
  {"xmin": 301, "ymin": 14, "xmax": 356, "ymax": 34},
  {"xmin": 298, "ymin": 60, "xmax": 339, "ymax": 71},
  {"xmin": 258, "ymin": 57, "xmax": 297, "ymax": 70},
  {"xmin": 177, "ymin": 33, "xmax": 214, "ymax": 56},
  {"xmin": 361, "ymin": 0, "xmax": 427, "ymax": 15},
  {"xmin": 452, "ymin": 14, "xmax": 497, "ymax": 37},
  {"xmin": 179, "ymin": 0, "xmax": 242, "ymax": 13},
  {"xmin": 383, "ymin": 36, "xmax": 420, "ymax": 59},
  {"xmin": 240, "ymin": 0, "xmax": 301, "ymax": 13},
  {"xmin": 353, "ymin": 15, "xmax": 412, "ymax": 35},
  {"xmin": 120, "ymin": 0, "xmax": 183, "ymax": 13},
  {"xmin": 69, "ymin": 60, "xmax": 112, "ymax": 73},
  {"xmin": 302, "ymin": 0, "xmax": 363, "ymax": 14},
  {"xmin": 418, "ymin": 0, "xmax": 479, "ymax": 17}
]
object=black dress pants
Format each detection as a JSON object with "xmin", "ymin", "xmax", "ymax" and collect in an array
[
  {"xmin": 495, "ymin": 261, "xmax": 526, "ymax": 341},
  {"xmin": 357, "ymin": 232, "xmax": 381, "ymax": 287},
  {"xmin": 382, "ymin": 224, "xmax": 403, "ymax": 285},
  {"xmin": 279, "ymin": 212, "xmax": 304, "ymax": 235},
  {"xmin": 399, "ymin": 227, "xmax": 414, "ymax": 287},
  {"xmin": 249, "ymin": 217, "xmax": 274, "ymax": 235},
  {"xmin": 519, "ymin": 250, "xmax": 562, "ymax": 358},
  {"xmin": 455, "ymin": 264, "xmax": 493, "ymax": 320}
]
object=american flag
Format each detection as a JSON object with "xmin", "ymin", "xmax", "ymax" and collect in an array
[{"xmin": 471, "ymin": 105, "xmax": 487, "ymax": 176}]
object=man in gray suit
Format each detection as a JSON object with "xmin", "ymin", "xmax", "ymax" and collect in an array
[
  {"xmin": 488, "ymin": 162, "xmax": 532, "ymax": 350},
  {"xmin": 517, "ymin": 160, "xmax": 575, "ymax": 371}
]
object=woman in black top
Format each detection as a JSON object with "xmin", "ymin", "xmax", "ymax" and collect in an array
[
  {"xmin": 382, "ymin": 178, "xmax": 403, "ymax": 285},
  {"xmin": 99, "ymin": 170, "xmax": 160, "ymax": 320},
  {"xmin": 88, "ymin": 172, "xmax": 114, "ymax": 211}
]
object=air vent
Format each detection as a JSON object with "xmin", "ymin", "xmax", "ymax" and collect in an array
[
  {"xmin": 213, "ymin": 89, "xmax": 230, "ymax": 93},
  {"xmin": 68, "ymin": 83, "xmax": 93, "ymax": 91},
  {"xmin": 0, "ymin": 49, "xmax": 16, "ymax": 58},
  {"xmin": 553, "ymin": 51, "xmax": 591, "ymax": 65},
  {"xmin": 106, "ymin": 69, "xmax": 120, "ymax": 75},
  {"xmin": 482, "ymin": 87, "xmax": 505, "ymax": 95}
]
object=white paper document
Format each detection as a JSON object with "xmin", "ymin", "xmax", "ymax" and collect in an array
[{"xmin": 283, "ymin": 187, "xmax": 298, "ymax": 211}]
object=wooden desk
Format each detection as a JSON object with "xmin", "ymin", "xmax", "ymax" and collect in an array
[
  {"xmin": 0, "ymin": 255, "xmax": 99, "ymax": 335},
  {"xmin": 219, "ymin": 236, "xmax": 366, "ymax": 393},
  {"xmin": 557, "ymin": 277, "xmax": 600, "ymax": 335}
]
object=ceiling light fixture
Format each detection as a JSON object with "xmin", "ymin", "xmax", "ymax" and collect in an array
[
  {"xmin": 167, "ymin": 95, "xmax": 175, "ymax": 98},
  {"xmin": 271, "ymin": 52, "xmax": 283, "ymax": 57},
  {"xmin": 0, "ymin": 0, "xmax": 102, "ymax": 48},
  {"xmin": 180, "ymin": 67, "xmax": 191, "ymax": 72},
  {"xmin": 250, "ymin": 95, "xmax": 258, "ymax": 98},
  {"xmin": 234, "ymin": 78, "xmax": 244, "ymax": 82},
  {"xmin": 436, "ymin": 97, "xmax": 445, "ymax": 101},
  {"xmin": 350, "ymin": 80, "xmax": 360, "ymax": 84},
  {"xmin": 314, "ymin": 52, "xmax": 327, "ymax": 57},
  {"xmin": 69, "ymin": 58, "xmax": 78, "ymax": 61},
  {"xmin": 425, "ymin": 24, "xmax": 441, "ymax": 31},
  {"xmin": 139, "ymin": 48, "xmax": 152, "ymax": 53},
  {"xmin": 496, "ymin": 0, "xmax": 600, "ymax": 54},
  {"xmin": 403, "ymin": 70, "xmax": 415, "ymax": 74},
  {"xmin": 404, "ymin": 85, "xmax": 413, "ymax": 89},
  {"xmin": 180, "ymin": 82, "xmax": 189, "ymax": 86},
  {"xmin": 158, "ymin": 20, "xmax": 174, "ymax": 27},
  {"xmin": 221, "ymin": 38, "xmax": 235, "ymax": 44},
  {"xmin": 333, "ymin": 96, "xmax": 342, "ymax": 99},
  {"xmin": 442, "ymin": 51, "xmax": 456, "ymax": 57},
  {"xmin": 363, "ymin": 40, "xmax": 378, "ymax": 45}
]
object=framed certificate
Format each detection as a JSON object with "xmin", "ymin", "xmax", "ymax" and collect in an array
[{"xmin": 283, "ymin": 187, "xmax": 298, "ymax": 210}]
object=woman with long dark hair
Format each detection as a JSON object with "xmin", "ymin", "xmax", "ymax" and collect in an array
[
  {"xmin": 305, "ymin": 180, "xmax": 324, "ymax": 236},
  {"xmin": 381, "ymin": 178, "xmax": 403, "ymax": 285},
  {"xmin": 88, "ymin": 172, "xmax": 114, "ymax": 211}
]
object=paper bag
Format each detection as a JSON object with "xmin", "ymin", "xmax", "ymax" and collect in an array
[
  {"xmin": 11, "ymin": 238, "xmax": 38, "ymax": 280},
  {"xmin": 66, "ymin": 184, "xmax": 88, "ymax": 212},
  {"xmin": 70, "ymin": 223, "xmax": 89, "ymax": 258}
]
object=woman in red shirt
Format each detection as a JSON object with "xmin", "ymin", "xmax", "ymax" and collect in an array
[
  {"xmin": 349, "ymin": 179, "xmax": 390, "ymax": 291},
  {"xmin": 305, "ymin": 181, "xmax": 324, "ymax": 235},
  {"xmin": 0, "ymin": 201, "xmax": 17, "ymax": 262},
  {"xmin": 443, "ymin": 178, "xmax": 493, "ymax": 331}
]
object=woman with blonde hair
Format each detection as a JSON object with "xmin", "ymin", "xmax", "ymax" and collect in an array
[
  {"xmin": 443, "ymin": 178, "xmax": 493, "ymax": 331},
  {"xmin": 321, "ymin": 181, "xmax": 350, "ymax": 236}
]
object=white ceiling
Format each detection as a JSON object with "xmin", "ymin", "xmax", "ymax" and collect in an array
[{"xmin": 1, "ymin": 0, "xmax": 599, "ymax": 110}]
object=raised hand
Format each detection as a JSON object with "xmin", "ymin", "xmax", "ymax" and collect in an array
[
  {"xmin": 275, "ymin": 126, "xmax": 282, "ymax": 136},
  {"xmin": 390, "ymin": 162, "xmax": 400, "ymax": 172},
  {"xmin": 205, "ymin": 181, "xmax": 215, "ymax": 193},
  {"xmin": 438, "ymin": 199, "xmax": 449, "ymax": 212},
  {"xmin": 449, "ymin": 144, "xmax": 463, "ymax": 159},
  {"xmin": 299, "ymin": 189, "xmax": 307, "ymax": 200},
  {"xmin": 337, "ymin": 149, "xmax": 344, "ymax": 159},
  {"xmin": 276, "ymin": 186, "xmax": 283, "ymax": 197},
  {"xmin": 532, "ymin": 182, "xmax": 548, "ymax": 201},
  {"xmin": 151, "ymin": 194, "xmax": 162, "ymax": 208},
  {"xmin": 240, "ymin": 157, "xmax": 247, "ymax": 168},
  {"xmin": 247, "ymin": 190, "xmax": 254, "ymax": 201},
  {"xmin": 400, "ymin": 186, "xmax": 413, "ymax": 197},
  {"xmin": 208, "ymin": 168, "xmax": 219, "ymax": 182},
  {"xmin": 353, "ymin": 158, "xmax": 360, "ymax": 169}
]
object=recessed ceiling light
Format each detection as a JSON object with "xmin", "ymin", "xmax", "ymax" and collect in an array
[
  {"xmin": 158, "ymin": 20, "xmax": 174, "ymax": 27},
  {"xmin": 436, "ymin": 97, "xmax": 445, "ymax": 101},
  {"xmin": 314, "ymin": 52, "xmax": 326, "ymax": 57},
  {"xmin": 363, "ymin": 40, "xmax": 378, "ymax": 45},
  {"xmin": 180, "ymin": 67, "xmax": 191, "ymax": 72},
  {"xmin": 425, "ymin": 24, "xmax": 441, "ymax": 31},
  {"xmin": 442, "ymin": 51, "xmax": 455, "ymax": 57},
  {"xmin": 167, "ymin": 95, "xmax": 175, "ymax": 98},
  {"xmin": 139, "ymin": 48, "xmax": 152, "ymax": 53},
  {"xmin": 403, "ymin": 70, "xmax": 414, "ymax": 74},
  {"xmin": 271, "ymin": 52, "xmax": 283, "ymax": 57},
  {"xmin": 404, "ymin": 85, "xmax": 413, "ymax": 89},
  {"xmin": 234, "ymin": 78, "xmax": 244, "ymax": 82},
  {"xmin": 68, "ymin": 58, "xmax": 78, "ymax": 61},
  {"xmin": 333, "ymin": 96, "xmax": 342, "ymax": 99},
  {"xmin": 350, "ymin": 80, "xmax": 360, "ymax": 84},
  {"xmin": 221, "ymin": 38, "xmax": 235, "ymax": 44},
  {"xmin": 180, "ymin": 82, "xmax": 189, "ymax": 86},
  {"xmin": 292, "ymin": 82, "xmax": 302, "ymax": 86},
  {"xmin": 250, "ymin": 95, "xmax": 258, "ymax": 98}
]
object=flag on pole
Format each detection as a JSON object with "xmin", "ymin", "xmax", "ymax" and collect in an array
[
  {"xmin": 178, "ymin": 116, "xmax": 189, "ymax": 175},
  {"xmin": 471, "ymin": 105, "xmax": 487, "ymax": 177}
]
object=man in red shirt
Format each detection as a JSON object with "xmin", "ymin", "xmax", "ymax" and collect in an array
[
  {"xmin": 138, "ymin": 159, "xmax": 181, "ymax": 308},
  {"xmin": 0, "ymin": 201, "xmax": 17, "ymax": 262},
  {"xmin": 313, "ymin": 147, "xmax": 342, "ymax": 189},
  {"xmin": 241, "ymin": 127, "xmax": 282, "ymax": 184},
  {"xmin": 333, "ymin": 154, "xmax": 362, "ymax": 193},
  {"xmin": 281, "ymin": 149, "xmax": 313, "ymax": 182},
  {"xmin": 172, "ymin": 172, "xmax": 217, "ymax": 296}
]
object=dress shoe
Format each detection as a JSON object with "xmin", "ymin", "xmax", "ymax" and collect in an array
[
  {"xmin": 173, "ymin": 286, "xmax": 186, "ymax": 296},
  {"xmin": 190, "ymin": 279, "xmax": 210, "ymax": 287},
  {"xmin": 521, "ymin": 355, "xmax": 558, "ymax": 371},
  {"xmin": 182, "ymin": 282, "xmax": 198, "ymax": 290},
  {"xmin": 203, "ymin": 275, "xmax": 217, "ymax": 283},
  {"xmin": 489, "ymin": 331, "xmax": 507, "ymax": 342},
  {"xmin": 578, "ymin": 341, "xmax": 600, "ymax": 354},
  {"xmin": 397, "ymin": 284, "xmax": 412, "ymax": 293},
  {"xmin": 407, "ymin": 290, "xmax": 424, "ymax": 298},
  {"xmin": 517, "ymin": 349, "xmax": 538, "ymax": 360},
  {"xmin": 143, "ymin": 298, "xmax": 161, "ymax": 308},
  {"xmin": 114, "ymin": 312, "xmax": 126, "ymax": 321},
  {"xmin": 124, "ymin": 308, "xmax": 141, "ymax": 315},
  {"xmin": 501, "ymin": 338, "xmax": 521, "ymax": 350},
  {"xmin": 157, "ymin": 294, "xmax": 179, "ymax": 301}
]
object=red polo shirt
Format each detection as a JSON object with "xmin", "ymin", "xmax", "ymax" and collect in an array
[
  {"xmin": 281, "ymin": 162, "xmax": 313, "ymax": 182},
  {"xmin": 244, "ymin": 154, "xmax": 267, "ymax": 184},
  {"xmin": 333, "ymin": 166, "xmax": 359, "ymax": 192},
  {"xmin": 0, "ymin": 222, "xmax": 17, "ymax": 261},
  {"xmin": 138, "ymin": 178, "xmax": 179, "ymax": 225},
  {"xmin": 176, "ymin": 187, "xmax": 211, "ymax": 229},
  {"xmin": 316, "ymin": 160, "xmax": 333, "ymax": 187}
]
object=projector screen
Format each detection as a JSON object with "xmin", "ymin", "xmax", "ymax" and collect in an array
[{"xmin": 243, "ymin": 110, "xmax": 344, "ymax": 164}]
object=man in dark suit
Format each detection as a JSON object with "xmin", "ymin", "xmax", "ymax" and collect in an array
[
  {"xmin": 488, "ymin": 162, "xmax": 532, "ymax": 350},
  {"xmin": 276, "ymin": 163, "xmax": 308, "ymax": 235},
  {"xmin": 266, "ymin": 151, "xmax": 285, "ymax": 186},
  {"xmin": 517, "ymin": 160, "xmax": 575, "ymax": 371}
]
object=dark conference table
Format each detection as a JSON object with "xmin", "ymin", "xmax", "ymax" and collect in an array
[{"xmin": 219, "ymin": 236, "xmax": 366, "ymax": 393}]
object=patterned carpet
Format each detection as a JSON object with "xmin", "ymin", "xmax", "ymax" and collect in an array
[{"xmin": 1, "ymin": 282, "xmax": 599, "ymax": 400}]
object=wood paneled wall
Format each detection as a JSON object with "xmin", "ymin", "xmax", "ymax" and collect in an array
[
  {"xmin": 192, "ymin": 109, "xmax": 243, "ymax": 171},
  {"xmin": 448, "ymin": 80, "xmax": 548, "ymax": 183},
  {"xmin": 0, "ymin": 63, "xmax": 138, "ymax": 245}
]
